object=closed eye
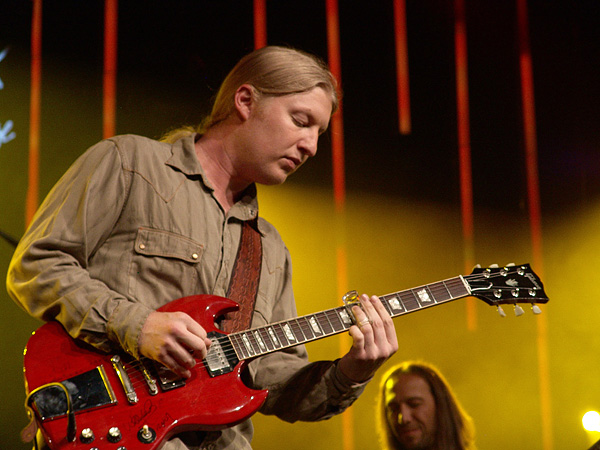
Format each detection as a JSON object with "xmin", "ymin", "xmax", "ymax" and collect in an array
[
  {"xmin": 292, "ymin": 116, "xmax": 309, "ymax": 128},
  {"xmin": 292, "ymin": 113, "xmax": 329, "ymax": 135}
]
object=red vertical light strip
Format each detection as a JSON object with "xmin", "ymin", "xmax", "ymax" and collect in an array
[
  {"xmin": 253, "ymin": 0, "xmax": 267, "ymax": 49},
  {"xmin": 26, "ymin": 0, "xmax": 43, "ymax": 227},
  {"xmin": 393, "ymin": 0, "xmax": 411, "ymax": 134},
  {"xmin": 454, "ymin": 0, "xmax": 476, "ymax": 330},
  {"xmin": 103, "ymin": 0, "xmax": 118, "ymax": 139},
  {"xmin": 517, "ymin": 1, "xmax": 552, "ymax": 449},
  {"xmin": 326, "ymin": 0, "xmax": 345, "ymax": 213},
  {"xmin": 325, "ymin": 2, "xmax": 352, "ymax": 450}
]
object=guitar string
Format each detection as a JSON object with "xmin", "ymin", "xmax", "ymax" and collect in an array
[
  {"xmin": 211, "ymin": 271, "xmax": 544, "ymax": 362},
  {"xmin": 213, "ymin": 272, "xmax": 543, "ymax": 362},
  {"xmin": 119, "ymin": 268, "xmax": 543, "ymax": 388},
  {"xmin": 210, "ymin": 271, "xmax": 543, "ymax": 362}
]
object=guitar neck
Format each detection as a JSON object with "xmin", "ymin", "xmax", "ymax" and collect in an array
[{"xmin": 228, "ymin": 276, "xmax": 469, "ymax": 361}]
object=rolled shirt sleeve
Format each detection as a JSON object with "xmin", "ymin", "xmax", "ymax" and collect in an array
[{"xmin": 7, "ymin": 138, "xmax": 154, "ymax": 357}]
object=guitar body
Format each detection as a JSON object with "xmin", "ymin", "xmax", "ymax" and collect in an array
[{"xmin": 23, "ymin": 295, "xmax": 268, "ymax": 450}]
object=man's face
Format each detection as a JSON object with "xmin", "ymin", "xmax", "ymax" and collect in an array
[
  {"xmin": 234, "ymin": 86, "xmax": 332, "ymax": 186},
  {"xmin": 385, "ymin": 373, "xmax": 437, "ymax": 449}
]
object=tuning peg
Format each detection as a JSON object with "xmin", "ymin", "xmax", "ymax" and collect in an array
[
  {"xmin": 506, "ymin": 262, "xmax": 515, "ymax": 266},
  {"xmin": 473, "ymin": 264, "xmax": 481, "ymax": 269},
  {"xmin": 489, "ymin": 264, "xmax": 499, "ymax": 268},
  {"xmin": 532, "ymin": 304, "xmax": 542, "ymax": 315},
  {"xmin": 514, "ymin": 304, "xmax": 524, "ymax": 316},
  {"xmin": 497, "ymin": 305, "xmax": 506, "ymax": 317}
]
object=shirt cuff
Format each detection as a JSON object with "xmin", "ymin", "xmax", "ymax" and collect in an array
[
  {"xmin": 332, "ymin": 359, "xmax": 372, "ymax": 393},
  {"xmin": 107, "ymin": 300, "xmax": 154, "ymax": 359}
]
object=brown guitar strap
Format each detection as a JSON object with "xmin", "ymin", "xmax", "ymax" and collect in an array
[{"xmin": 222, "ymin": 218, "xmax": 263, "ymax": 333}]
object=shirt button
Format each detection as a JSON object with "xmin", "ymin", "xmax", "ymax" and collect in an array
[
  {"xmin": 139, "ymin": 244, "xmax": 146, "ymax": 250},
  {"xmin": 192, "ymin": 253, "xmax": 199, "ymax": 260}
]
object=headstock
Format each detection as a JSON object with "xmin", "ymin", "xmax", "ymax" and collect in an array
[{"xmin": 465, "ymin": 263, "xmax": 548, "ymax": 316}]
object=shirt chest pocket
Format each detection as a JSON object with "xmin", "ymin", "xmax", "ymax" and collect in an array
[{"xmin": 128, "ymin": 227, "xmax": 205, "ymax": 308}]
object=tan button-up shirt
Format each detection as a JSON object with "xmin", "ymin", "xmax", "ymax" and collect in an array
[{"xmin": 7, "ymin": 134, "xmax": 366, "ymax": 449}]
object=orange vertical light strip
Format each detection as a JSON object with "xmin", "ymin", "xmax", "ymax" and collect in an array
[
  {"xmin": 253, "ymin": 0, "xmax": 267, "ymax": 49},
  {"xmin": 26, "ymin": 0, "xmax": 43, "ymax": 227},
  {"xmin": 516, "ymin": 1, "xmax": 552, "ymax": 449},
  {"xmin": 103, "ymin": 0, "xmax": 118, "ymax": 139},
  {"xmin": 326, "ymin": 0, "xmax": 345, "ymax": 213},
  {"xmin": 454, "ymin": 0, "xmax": 477, "ymax": 331},
  {"xmin": 393, "ymin": 0, "xmax": 411, "ymax": 134},
  {"xmin": 325, "ymin": 2, "xmax": 352, "ymax": 450}
]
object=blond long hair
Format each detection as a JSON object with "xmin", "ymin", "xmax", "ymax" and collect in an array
[
  {"xmin": 376, "ymin": 361, "xmax": 476, "ymax": 450},
  {"xmin": 161, "ymin": 46, "xmax": 339, "ymax": 143}
]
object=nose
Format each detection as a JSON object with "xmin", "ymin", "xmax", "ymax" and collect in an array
[
  {"xmin": 399, "ymin": 405, "xmax": 412, "ymax": 424},
  {"xmin": 299, "ymin": 128, "xmax": 319, "ymax": 158}
]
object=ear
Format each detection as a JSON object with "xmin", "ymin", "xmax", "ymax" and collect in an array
[{"xmin": 233, "ymin": 84, "xmax": 255, "ymax": 121}]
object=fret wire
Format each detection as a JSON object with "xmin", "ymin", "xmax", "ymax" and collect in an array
[
  {"xmin": 240, "ymin": 331, "xmax": 256, "ymax": 356},
  {"xmin": 274, "ymin": 323, "xmax": 290, "ymax": 347},
  {"xmin": 439, "ymin": 279, "xmax": 453, "ymax": 299},
  {"xmin": 267, "ymin": 325, "xmax": 282, "ymax": 348},
  {"xmin": 383, "ymin": 293, "xmax": 406, "ymax": 316},
  {"xmin": 283, "ymin": 321, "xmax": 299, "ymax": 346},
  {"xmin": 230, "ymin": 333, "xmax": 246, "ymax": 359},
  {"xmin": 282, "ymin": 322, "xmax": 297, "ymax": 346},
  {"xmin": 225, "ymin": 334, "xmax": 237, "ymax": 360},
  {"xmin": 246, "ymin": 331, "xmax": 260, "ymax": 354},
  {"xmin": 224, "ymin": 335, "xmax": 239, "ymax": 361},
  {"xmin": 422, "ymin": 285, "xmax": 437, "ymax": 305},
  {"xmin": 400, "ymin": 290, "xmax": 420, "ymax": 311},
  {"xmin": 396, "ymin": 293, "xmax": 408, "ymax": 314},
  {"xmin": 327, "ymin": 308, "xmax": 344, "ymax": 332},
  {"xmin": 339, "ymin": 306, "xmax": 353, "ymax": 330},
  {"xmin": 242, "ymin": 332, "xmax": 256, "ymax": 356},
  {"xmin": 447, "ymin": 277, "xmax": 468, "ymax": 297},
  {"xmin": 258, "ymin": 327, "xmax": 275, "ymax": 352},
  {"xmin": 380, "ymin": 296, "xmax": 393, "ymax": 316},
  {"xmin": 298, "ymin": 317, "xmax": 313, "ymax": 339},
  {"xmin": 319, "ymin": 310, "xmax": 335, "ymax": 335},
  {"xmin": 442, "ymin": 280, "xmax": 454, "ymax": 298},
  {"xmin": 335, "ymin": 307, "xmax": 353, "ymax": 331},
  {"xmin": 308, "ymin": 315, "xmax": 324, "ymax": 337},
  {"xmin": 428, "ymin": 281, "xmax": 451, "ymax": 302},
  {"xmin": 299, "ymin": 316, "xmax": 316, "ymax": 340},
  {"xmin": 290, "ymin": 319, "xmax": 306, "ymax": 343},
  {"xmin": 409, "ymin": 289, "xmax": 421, "ymax": 309},
  {"xmin": 252, "ymin": 329, "xmax": 268, "ymax": 355},
  {"xmin": 235, "ymin": 333, "xmax": 251, "ymax": 359}
]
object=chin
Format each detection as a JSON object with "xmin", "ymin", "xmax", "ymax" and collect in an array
[{"xmin": 259, "ymin": 171, "xmax": 290, "ymax": 186}]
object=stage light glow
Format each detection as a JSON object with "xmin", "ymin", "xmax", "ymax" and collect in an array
[{"xmin": 583, "ymin": 411, "xmax": 600, "ymax": 432}]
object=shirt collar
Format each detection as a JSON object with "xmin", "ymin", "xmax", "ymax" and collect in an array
[
  {"xmin": 165, "ymin": 134, "xmax": 264, "ymax": 234},
  {"xmin": 165, "ymin": 134, "xmax": 205, "ymax": 178}
]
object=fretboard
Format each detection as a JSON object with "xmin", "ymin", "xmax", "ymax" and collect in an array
[{"xmin": 228, "ymin": 276, "xmax": 470, "ymax": 361}]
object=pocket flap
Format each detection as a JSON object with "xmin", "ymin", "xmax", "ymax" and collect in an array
[{"xmin": 134, "ymin": 227, "xmax": 203, "ymax": 263}]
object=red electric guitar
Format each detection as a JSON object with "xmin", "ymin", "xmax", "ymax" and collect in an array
[{"xmin": 22, "ymin": 263, "xmax": 548, "ymax": 449}]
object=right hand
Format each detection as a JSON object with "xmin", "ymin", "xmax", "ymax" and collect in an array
[{"xmin": 138, "ymin": 311, "xmax": 212, "ymax": 378}]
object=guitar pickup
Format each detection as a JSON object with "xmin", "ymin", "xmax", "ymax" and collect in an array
[{"xmin": 205, "ymin": 332, "xmax": 238, "ymax": 377}]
